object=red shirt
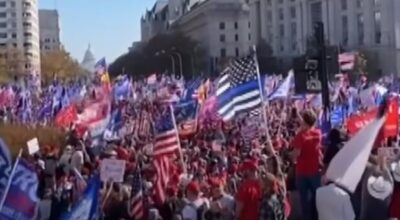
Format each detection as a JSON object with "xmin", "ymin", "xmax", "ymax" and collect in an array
[
  {"xmin": 235, "ymin": 179, "xmax": 262, "ymax": 220},
  {"xmin": 292, "ymin": 128, "xmax": 322, "ymax": 176}
]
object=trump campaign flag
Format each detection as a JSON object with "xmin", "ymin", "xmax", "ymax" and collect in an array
[
  {"xmin": 61, "ymin": 175, "xmax": 100, "ymax": 220},
  {"xmin": 173, "ymin": 100, "xmax": 198, "ymax": 136},
  {"xmin": 0, "ymin": 159, "xmax": 38, "ymax": 220}
]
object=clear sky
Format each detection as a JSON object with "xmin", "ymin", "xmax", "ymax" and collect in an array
[{"xmin": 39, "ymin": 0, "xmax": 157, "ymax": 63}]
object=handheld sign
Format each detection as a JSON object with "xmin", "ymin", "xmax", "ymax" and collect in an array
[
  {"xmin": 100, "ymin": 159, "xmax": 126, "ymax": 183},
  {"xmin": 27, "ymin": 138, "xmax": 40, "ymax": 155}
]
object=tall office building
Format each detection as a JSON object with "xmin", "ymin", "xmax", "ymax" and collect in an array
[
  {"xmin": 249, "ymin": 0, "xmax": 400, "ymax": 74},
  {"xmin": 0, "ymin": 0, "xmax": 40, "ymax": 73},
  {"xmin": 39, "ymin": 9, "xmax": 60, "ymax": 52}
]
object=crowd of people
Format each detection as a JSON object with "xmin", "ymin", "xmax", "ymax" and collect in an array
[
  {"xmin": 0, "ymin": 71, "xmax": 400, "ymax": 220},
  {"xmin": 33, "ymin": 101, "xmax": 400, "ymax": 220}
]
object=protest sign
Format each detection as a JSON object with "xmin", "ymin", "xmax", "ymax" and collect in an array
[
  {"xmin": 100, "ymin": 159, "xmax": 126, "ymax": 183},
  {"xmin": 26, "ymin": 138, "xmax": 39, "ymax": 155}
]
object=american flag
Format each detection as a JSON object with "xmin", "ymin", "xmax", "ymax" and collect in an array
[
  {"xmin": 216, "ymin": 53, "xmax": 262, "ymax": 121},
  {"xmin": 153, "ymin": 156, "xmax": 171, "ymax": 204},
  {"xmin": 153, "ymin": 106, "xmax": 180, "ymax": 156},
  {"xmin": 130, "ymin": 170, "xmax": 144, "ymax": 220}
]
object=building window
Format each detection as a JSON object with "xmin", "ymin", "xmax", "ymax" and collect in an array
[
  {"xmin": 278, "ymin": 0, "xmax": 283, "ymax": 4},
  {"xmin": 267, "ymin": 0, "xmax": 271, "ymax": 6},
  {"xmin": 0, "ymin": 33, "xmax": 6, "ymax": 38},
  {"xmin": 23, "ymin": 22, "xmax": 31, "ymax": 27},
  {"xmin": 248, "ymin": 22, "xmax": 251, "ymax": 28},
  {"xmin": 235, "ymin": 34, "xmax": 239, "ymax": 42},
  {"xmin": 279, "ymin": 24, "xmax": 284, "ymax": 37},
  {"xmin": 10, "ymin": 1, "xmax": 15, "ymax": 7},
  {"xmin": 11, "ymin": 33, "xmax": 16, "ymax": 38},
  {"xmin": 45, "ymin": 38, "xmax": 50, "ymax": 43},
  {"xmin": 357, "ymin": 13, "xmax": 364, "ymax": 45},
  {"xmin": 219, "ymin": 22, "xmax": 225, "ymax": 30},
  {"xmin": 235, "ymin": 48, "xmax": 239, "ymax": 57},
  {"xmin": 280, "ymin": 43, "xmax": 284, "ymax": 52},
  {"xmin": 374, "ymin": 11, "xmax": 381, "ymax": 44},
  {"xmin": 290, "ymin": 7, "xmax": 296, "ymax": 19},
  {"xmin": 310, "ymin": 2, "xmax": 322, "ymax": 23},
  {"xmin": 0, "ymin": 12, "xmax": 6, "ymax": 18},
  {"xmin": 291, "ymin": 22, "xmax": 297, "ymax": 37},
  {"xmin": 0, "ymin": 22, "xmax": 6, "ymax": 28},
  {"xmin": 267, "ymin": 11, "xmax": 272, "ymax": 21},
  {"xmin": 291, "ymin": 41, "xmax": 297, "ymax": 51},
  {"xmin": 279, "ymin": 8, "xmax": 284, "ymax": 20},
  {"xmin": 220, "ymin": 34, "xmax": 225, "ymax": 42},
  {"xmin": 342, "ymin": 16, "xmax": 348, "ymax": 46},
  {"xmin": 341, "ymin": 0, "xmax": 347, "ymax": 10},
  {"xmin": 373, "ymin": 0, "xmax": 380, "ymax": 7},
  {"xmin": 267, "ymin": 25, "xmax": 273, "ymax": 41},
  {"xmin": 248, "ymin": 33, "xmax": 251, "ymax": 41},
  {"xmin": 291, "ymin": 22, "xmax": 297, "ymax": 51},
  {"xmin": 11, "ymin": 22, "xmax": 16, "ymax": 28},
  {"xmin": 12, "ymin": 43, "xmax": 16, "ymax": 48},
  {"xmin": 0, "ymin": 2, "xmax": 6, "ymax": 7},
  {"xmin": 11, "ymin": 12, "xmax": 16, "ymax": 17},
  {"xmin": 356, "ymin": 0, "xmax": 362, "ymax": 8},
  {"xmin": 234, "ymin": 22, "xmax": 238, "ymax": 29},
  {"xmin": 220, "ymin": 48, "xmax": 226, "ymax": 57}
]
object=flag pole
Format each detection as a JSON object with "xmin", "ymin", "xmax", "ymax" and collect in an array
[
  {"xmin": 169, "ymin": 104, "xmax": 187, "ymax": 174},
  {"xmin": 252, "ymin": 45, "xmax": 276, "ymax": 155},
  {"xmin": 0, "ymin": 149, "xmax": 23, "ymax": 211}
]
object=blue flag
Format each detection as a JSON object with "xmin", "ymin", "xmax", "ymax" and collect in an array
[
  {"xmin": 0, "ymin": 159, "xmax": 38, "ymax": 220},
  {"xmin": 174, "ymin": 100, "xmax": 198, "ymax": 125},
  {"xmin": 0, "ymin": 139, "xmax": 11, "ymax": 202},
  {"xmin": 61, "ymin": 175, "xmax": 100, "ymax": 220}
]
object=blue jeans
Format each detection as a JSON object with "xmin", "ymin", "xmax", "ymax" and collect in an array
[{"xmin": 296, "ymin": 174, "xmax": 321, "ymax": 220}]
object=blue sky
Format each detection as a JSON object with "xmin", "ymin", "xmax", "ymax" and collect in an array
[{"xmin": 39, "ymin": 0, "xmax": 157, "ymax": 63}]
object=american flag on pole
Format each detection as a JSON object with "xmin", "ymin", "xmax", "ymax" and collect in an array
[
  {"xmin": 153, "ymin": 106, "xmax": 180, "ymax": 156},
  {"xmin": 153, "ymin": 156, "xmax": 171, "ymax": 204},
  {"xmin": 129, "ymin": 170, "xmax": 144, "ymax": 220},
  {"xmin": 216, "ymin": 53, "xmax": 262, "ymax": 121}
]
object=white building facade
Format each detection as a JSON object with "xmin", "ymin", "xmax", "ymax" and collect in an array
[
  {"xmin": 39, "ymin": 9, "xmax": 61, "ymax": 52},
  {"xmin": 141, "ymin": 0, "xmax": 252, "ymax": 72},
  {"xmin": 249, "ymin": 0, "xmax": 400, "ymax": 74},
  {"xmin": 0, "ymin": 0, "xmax": 40, "ymax": 73}
]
